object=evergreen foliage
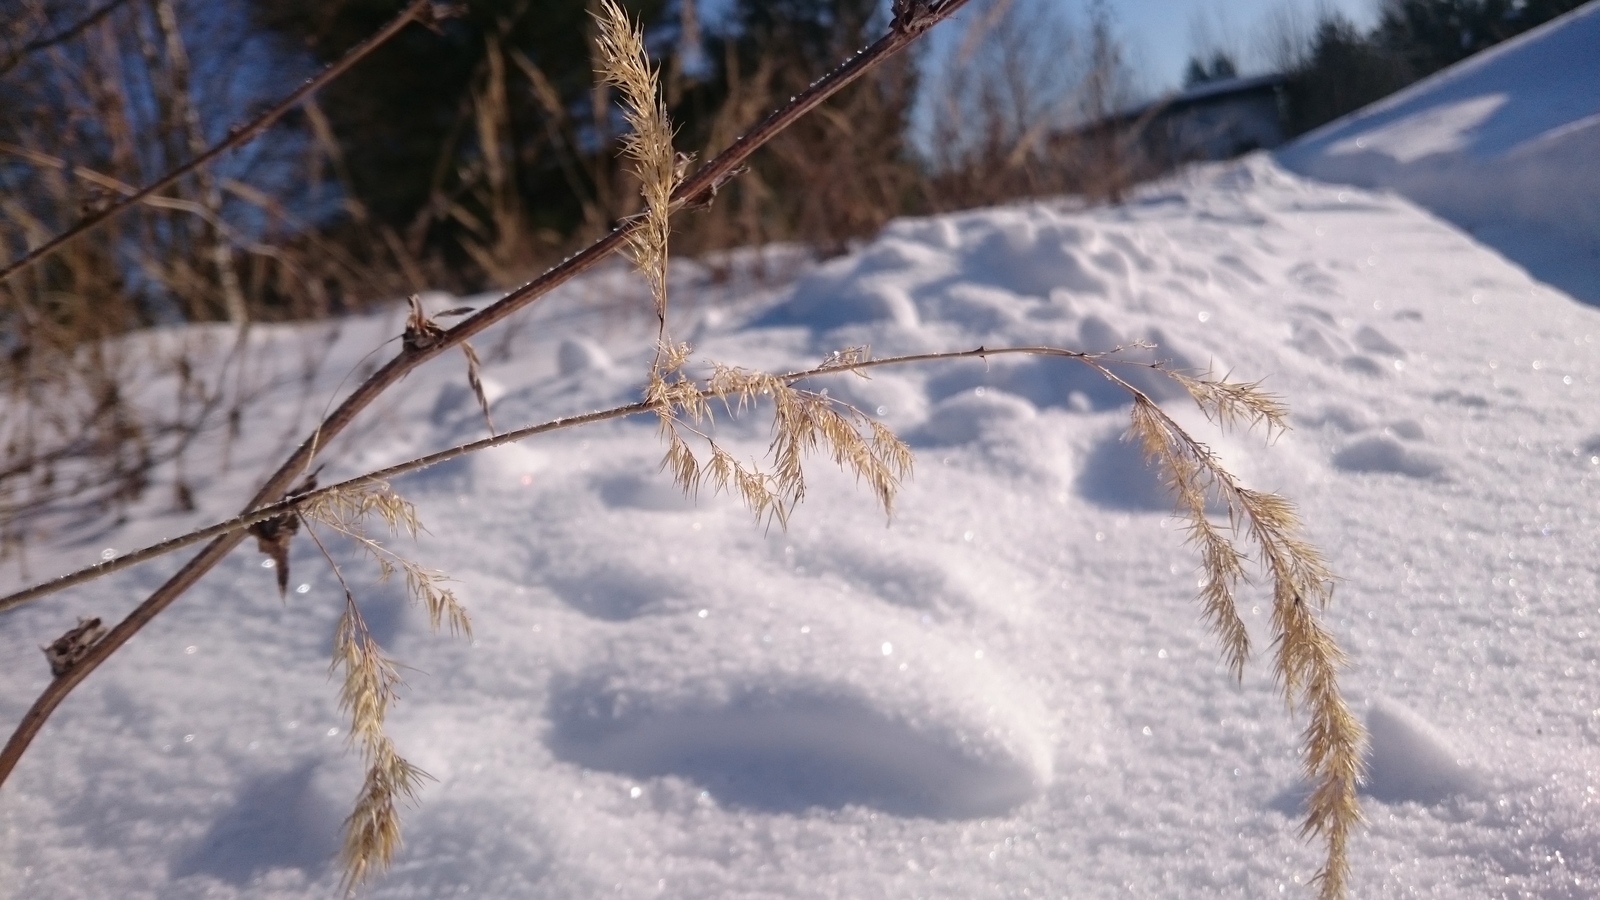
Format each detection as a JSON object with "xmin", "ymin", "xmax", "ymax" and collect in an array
[
  {"xmin": 1284, "ymin": 15, "xmax": 1411, "ymax": 135},
  {"xmin": 1182, "ymin": 51, "xmax": 1238, "ymax": 87},
  {"xmin": 1376, "ymin": 0, "xmax": 1591, "ymax": 78},
  {"xmin": 246, "ymin": 0, "xmax": 679, "ymax": 283},
  {"xmin": 1283, "ymin": 0, "xmax": 1590, "ymax": 137},
  {"xmin": 245, "ymin": 0, "xmax": 918, "ymax": 283},
  {"xmin": 705, "ymin": 0, "xmax": 920, "ymax": 253}
]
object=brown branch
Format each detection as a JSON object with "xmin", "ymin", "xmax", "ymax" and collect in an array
[
  {"xmin": 0, "ymin": 140, "xmax": 326, "ymax": 289},
  {"xmin": 0, "ymin": 0, "xmax": 136, "ymax": 77},
  {"xmin": 0, "ymin": 0, "xmax": 434, "ymax": 287},
  {"xmin": 0, "ymin": 0, "xmax": 975, "ymax": 792}
]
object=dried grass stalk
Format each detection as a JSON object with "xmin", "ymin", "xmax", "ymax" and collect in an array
[
  {"xmin": 596, "ymin": 0, "xmax": 910, "ymax": 538},
  {"xmin": 302, "ymin": 481, "xmax": 472, "ymax": 638},
  {"xmin": 330, "ymin": 594, "xmax": 432, "ymax": 893},
  {"xmin": 1121, "ymin": 371, "xmax": 1362, "ymax": 899},
  {"xmin": 593, "ymin": 0, "xmax": 681, "ymax": 353},
  {"xmin": 300, "ymin": 479, "xmax": 471, "ymax": 891},
  {"xmin": 649, "ymin": 351, "xmax": 913, "ymax": 528}
]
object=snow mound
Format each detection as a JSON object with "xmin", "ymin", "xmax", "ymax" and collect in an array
[
  {"xmin": 546, "ymin": 672, "xmax": 1049, "ymax": 818},
  {"xmin": 1332, "ymin": 431, "xmax": 1448, "ymax": 479},
  {"xmin": 1363, "ymin": 698, "xmax": 1481, "ymax": 804},
  {"xmin": 1279, "ymin": 3, "xmax": 1600, "ymax": 304},
  {"xmin": 5, "ymin": 152, "xmax": 1600, "ymax": 898}
]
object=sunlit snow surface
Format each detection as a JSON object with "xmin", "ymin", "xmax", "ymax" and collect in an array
[
  {"xmin": 2, "ymin": 153, "xmax": 1599, "ymax": 898},
  {"xmin": 1278, "ymin": 2, "xmax": 1600, "ymax": 305}
]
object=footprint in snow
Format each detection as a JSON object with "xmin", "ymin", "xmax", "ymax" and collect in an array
[
  {"xmin": 911, "ymin": 389, "xmax": 1036, "ymax": 447},
  {"xmin": 1577, "ymin": 434, "xmax": 1600, "ymax": 467},
  {"xmin": 595, "ymin": 472, "xmax": 696, "ymax": 513},
  {"xmin": 1076, "ymin": 429, "xmax": 1174, "ymax": 512},
  {"xmin": 172, "ymin": 762, "xmax": 342, "ymax": 883},
  {"xmin": 545, "ymin": 564, "xmax": 679, "ymax": 622},
  {"xmin": 1333, "ymin": 426, "xmax": 1447, "ymax": 479},
  {"xmin": 1272, "ymin": 698, "xmax": 1479, "ymax": 814}
]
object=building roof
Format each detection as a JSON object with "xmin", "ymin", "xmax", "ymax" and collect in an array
[{"xmin": 1136, "ymin": 72, "xmax": 1290, "ymax": 118}]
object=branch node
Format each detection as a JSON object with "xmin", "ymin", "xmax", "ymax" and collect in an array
[
  {"xmin": 42, "ymin": 618, "xmax": 107, "ymax": 678},
  {"xmin": 891, "ymin": 0, "xmax": 937, "ymax": 35},
  {"xmin": 402, "ymin": 295, "xmax": 447, "ymax": 353}
]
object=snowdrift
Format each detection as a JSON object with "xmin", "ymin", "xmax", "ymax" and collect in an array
[
  {"xmin": 3, "ymin": 152, "xmax": 1599, "ymax": 897},
  {"xmin": 1279, "ymin": 2, "xmax": 1600, "ymax": 305}
]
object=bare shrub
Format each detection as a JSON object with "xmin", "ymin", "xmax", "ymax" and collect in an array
[
  {"xmin": 921, "ymin": 0, "xmax": 1075, "ymax": 208},
  {"xmin": 671, "ymin": 1, "xmax": 924, "ymax": 262},
  {"xmin": 921, "ymin": 0, "xmax": 1152, "ymax": 211},
  {"xmin": 0, "ymin": 0, "xmax": 426, "ymax": 560}
]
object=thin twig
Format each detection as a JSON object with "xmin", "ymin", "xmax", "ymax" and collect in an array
[
  {"xmin": 0, "ymin": 0, "xmax": 433, "ymax": 287},
  {"xmin": 0, "ymin": 0, "xmax": 137, "ymax": 76},
  {"xmin": 0, "ymin": 342, "xmax": 1116, "ymax": 615},
  {"xmin": 0, "ymin": 0, "xmax": 978, "ymax": 794}
]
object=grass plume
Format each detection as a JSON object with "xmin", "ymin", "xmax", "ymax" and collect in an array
[
  {"xmin": 649, "ymin": 348, "xmax": 913, "ymax": 528},
  {"xmin": 1122, "ymin": 370, "xmax": 1362, "ymax": 899},
  {"xmin": 593, "ymin": 0, "xmax": 914, "ymax": 531},
  {"xmin": 299, "ymin": 480, "xmax": 471, "ymax": 890},
  {"xmin": 593, "ymin": 0, "xmax": 682, "ymax": 356},
  {"xmin": 326, "ymin": 571, "xmax": 432, "ymax": 895}
]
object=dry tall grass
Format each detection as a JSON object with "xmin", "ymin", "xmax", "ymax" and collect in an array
[
  {"xmin": 919, "ymin": 0, "xmax": 1156, "ymax": 211},
  {"xmin": 0, "ymin": 0, "xmax": 1163, "ymax": 565},
  {"xmin": 0, "ymin": 1, "xmax": 1361, "ymax": 896},
  {"xmin": 0, "ymin": 0, "xmax": 434, "ymax": 568}
]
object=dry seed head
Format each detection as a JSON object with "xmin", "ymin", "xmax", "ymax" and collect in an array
[
  {"xmin": 461, "ymin": 340, "xmax": 495, "ymax": 434},
  {"xmin": 1170, "ymin": 370, "xmax": 1291, "ymax": 436},
  {"xmin": 338, "ymin": 734, "xmax": 431, "ymax": 895},
  {"xmin": 332, "ymin": 607, "xmax": 403, "ymax": 747},
  {"xmin": 326, "ymin": 576, "xmax": 446, "ymax": 891},
  {"xmin": 301, "ymin": 480, "xmax": 420, "ymax": 539},
  {"xmin": 300, "ymin": 483, "xmax": 472, "ymax": 890},
  {"xmin": 819, "ymin": 345, "xmax": 873, "ymax": 370},
  {"xmin": 647, "ymin": 351, "xmax": 912, "ymax": 528},
  {"xmin": 594, "ymin": 0, "xmax": 678, "ymax": 333},
  {"xmin": 1127, "ymin": 367, "xmax": 1362, "ymax": 899},
  {"xmin": 302, "ymin": 482, "xmax": 471, "ymax": 639}
]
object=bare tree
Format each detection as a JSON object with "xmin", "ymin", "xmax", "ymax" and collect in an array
[
  {"xmin": 1255, "ymin": 0, "xmax": 1321, "ymax": 72},
  {"xmin": 1077, "ymin": 0, "xmax": 1140, "ymax": 202}
]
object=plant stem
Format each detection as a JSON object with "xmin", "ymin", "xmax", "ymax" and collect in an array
[
  {"xmin": 0, "ymin": 0, "xmax": 977, "ymax": 793},
  {"xmin": 1, "ymin": 342, "xmax": 1127, "ymax": 615},
  {"xmin": 0, "ymin": 0, "xmax": 434, "ymax": 287}
]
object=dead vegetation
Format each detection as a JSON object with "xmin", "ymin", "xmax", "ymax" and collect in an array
[
  {"xmin": 0, "ymin": 0, "xmax": 437, "ymax": 570},
  {"xmin": 0, "ymin": 1, "xmax": 1360, "ymax": 897},
  {"xmin": 0, "ymin": 0, "xmax": 1156, "ymax": 563}
]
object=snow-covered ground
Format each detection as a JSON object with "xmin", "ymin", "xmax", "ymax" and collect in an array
[
  {"xmin": 3, "ymin": 153, "xmax": 1597, "ymax": 898},
  {"xmin": 1279, "ymin": 1, "xmax": 1600, "ymax": 306},
  {"xmin": 3, "ymin": 14, "xmax": 1600, "ymax": 900}
]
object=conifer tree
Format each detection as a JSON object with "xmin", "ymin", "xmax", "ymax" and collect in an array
[{"xmin": 1376, "ymin": 0, "xmax": 1590, "ymax": 77}]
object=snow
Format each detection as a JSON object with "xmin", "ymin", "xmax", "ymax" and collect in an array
[
  {"xmin": 1278, "ymin": 1, "xmax": 1600, "ymax": 306},
  {"xmin": 4, "ymin": 14, "xmax": 1600, "ymax": 899}
]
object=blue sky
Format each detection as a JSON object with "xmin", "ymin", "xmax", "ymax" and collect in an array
[
  {"xmin": 1112, "ymin": 0, "xmax": 1379, "ymax": 90},
  {"xmin": 700, "ymin": 0, "xmax": 1382, "ymax": 93}
]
